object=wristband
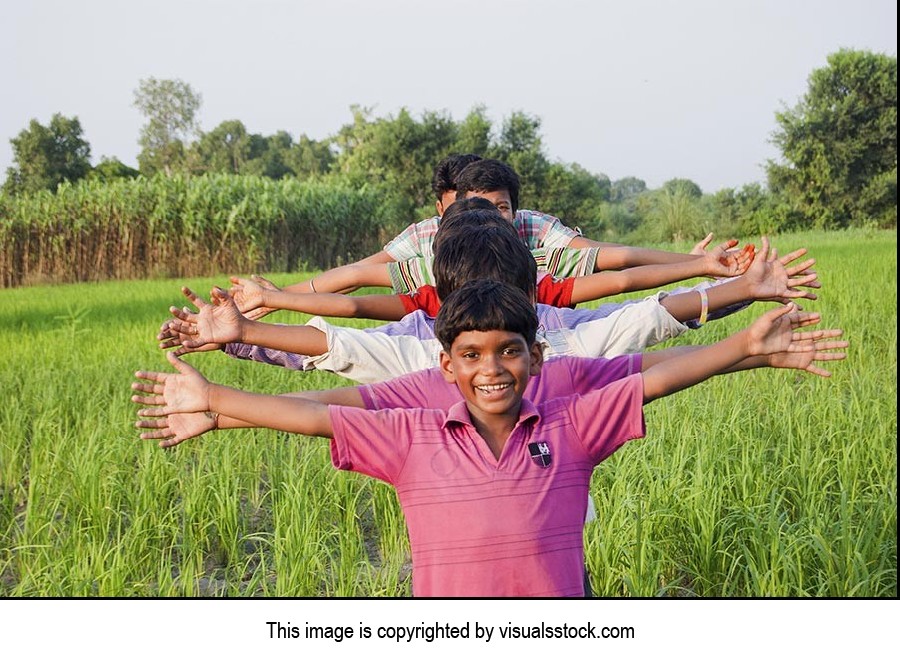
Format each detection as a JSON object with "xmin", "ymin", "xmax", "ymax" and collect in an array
[
  {"xmin": 697, "ymin": 289, "xmax": 709, "ymax": 326},
  {"xmin": 308, "ymin": 278, "xmax": 317, "ymax": 293}
]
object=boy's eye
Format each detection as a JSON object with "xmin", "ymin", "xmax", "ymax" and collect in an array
[
  {"xmin": 461, "ymin": 352, "xmax": 478, "ymax": 359},
  {"xmin": 502, "ymin": 347, "xmax": 521, "ymax": 356}
]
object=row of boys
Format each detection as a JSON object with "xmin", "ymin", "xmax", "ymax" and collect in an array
[{"xmin": 132, "ymin": 155, "xmax": 847, "ymax": 596}]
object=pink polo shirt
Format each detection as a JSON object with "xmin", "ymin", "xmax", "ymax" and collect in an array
[
  {"xmin": 329, "ymin": 374, "xmax": 646, "ymax": 597},
  {"xmin": 359, "ymin": 354, "xmax": 642, "ymax": 412}
]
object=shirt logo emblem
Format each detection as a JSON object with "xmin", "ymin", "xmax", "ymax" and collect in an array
[{"xmin": 528, "ymin": 441, "xmax": 552, "ymax": 468}]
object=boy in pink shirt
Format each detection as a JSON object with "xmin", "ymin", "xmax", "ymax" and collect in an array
[{"xmin": 133, "ymin": 280, "xmax": 846, "ymax": 597}]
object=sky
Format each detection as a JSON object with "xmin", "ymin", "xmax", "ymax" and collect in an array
[{"xmin": 2, "ymin": 0, "xmax": 896, "ymax": 193}]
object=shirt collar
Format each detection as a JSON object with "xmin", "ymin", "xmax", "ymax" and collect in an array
[{"xmin": 443, "ymin": 398, "xmax": 541, "ymax": 430}]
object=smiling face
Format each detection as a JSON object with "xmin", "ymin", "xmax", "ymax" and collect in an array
[{"xmin": 439, "ymin": 329, "xmax": 543, "ymax": 424}]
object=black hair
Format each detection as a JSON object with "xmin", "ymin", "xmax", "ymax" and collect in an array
[
  {"xmin": 433, "ymin": 201, "xmax": 508, "ymax": 254},
  {"xmin": 431, "ymin": 153, "xmax": 483, "ymax": 200},
  {"xmin": 438, "ymin": 196, "xmax": 499, "ymax": 223},
  {"xmin": 433, "ymin": 222, "xmax": 536, "ymax": 302},
  {"xmin": 435, "ymin": 280, "xmax": 539, "ymax": 353},
  {"xmin": 454, "ymin": 159, "xmax": 520, "ymax": 213}
]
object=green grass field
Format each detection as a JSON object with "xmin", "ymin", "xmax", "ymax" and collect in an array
[{"xmin": 0, "ymin": 229, "xmax": 895, "ymax": 596}]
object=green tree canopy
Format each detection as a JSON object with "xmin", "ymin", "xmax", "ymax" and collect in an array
[
  {"xmin": 3, "ymin": 113, "xmax": 92, "ymax": 195},
  {"xmin": 662, "ymin": 177, "xmax": 703, "ymax": 199},
  {"xmin": 189, "ymin": 120, "xmax": 262, "ymax": 174},
  {"xmin": 610, "ymin": 176, "xmax": 647, "ymax": 203},
  {"xmin": 133, "ymin": 77, "xmax": 202, "ymax": 175},
  {"xmin": 287, "ymin": 134, "xmax": 335, "ymax": 179},
  {"xmin": 767, "ymin": 49, "xmax": 897, "ymax": 228},
  {"xmin": 88, "ymin": 157, "xmax": 139, "ymax": 183}
]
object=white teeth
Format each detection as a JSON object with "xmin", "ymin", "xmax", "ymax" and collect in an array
[{"xmin": 476, "ymin": 383, "xmax": 511, "ymax": 392}]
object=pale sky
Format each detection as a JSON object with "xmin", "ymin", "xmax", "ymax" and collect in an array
[{"xmin": 2, "ymin": 0, "xmax": 896, "ymax": 193}]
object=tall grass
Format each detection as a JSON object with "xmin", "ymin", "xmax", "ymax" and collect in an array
[
  {"xmin": 0, "ymin": 229, "xmax": 895, "ymax": 596},
  {"xmin": 0, "ymin": 174, "xmax": 406, "ymax": 288}
]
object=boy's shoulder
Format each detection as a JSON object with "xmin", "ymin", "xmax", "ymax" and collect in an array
[{"xmin": 515, "ymin": 209, "xmax": 561, "ymax": 222}]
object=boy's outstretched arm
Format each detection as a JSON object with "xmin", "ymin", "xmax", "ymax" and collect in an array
[
  {"xmin": 570, "ymin": 242, "xmax": 753, "ymax": 303},
  {"xmin": 235, "ymin": 261, "xmax": 395, "ymax": 321},
  {"xmin": 133, "ymin": 352, "xmax": 334, "ymax": 446},
  {"xmin": 162, "ymin": 287, "xmax": 329, "ymax": 357},
  {"xmin": 642, "ymin": 303, "xmax": 836, "ymax": 402},
  {"xmin": 658, "ymin": 237, "xmax": 818, "ymax": 323},
  {"xmin": 230, "ymin": 276, "xmax": 407, "ymax": 321},
  {"xmin": 278, "ymin": 261, "xmax": 393, "ymax": 296},
  {"xmin": 641, "ymin": 317, "xmax": 847, "ymax": 377},
  {"xmin": 134, "ymin": 385, "xmax": 366, "ymax": 448},
  {"xmin": 592, "ymin": 237, "xmax": 746, "ymax": 270}
]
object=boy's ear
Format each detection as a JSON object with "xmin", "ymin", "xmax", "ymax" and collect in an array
[
  {"xmin": 529, "ymin": 341, "xmax": 544, "ymax": 376},
  {"xmin": 439, "ymin": 350, "xmax": 457, "ymax": 383},
  {"xmin": 435, "ymin": 200, "xmax": 444, "ymax": 217}
]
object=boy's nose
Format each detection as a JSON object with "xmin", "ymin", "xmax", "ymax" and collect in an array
[{"xmin": 480, "ymin": 354, "xmax": 504, "ymax": 374}]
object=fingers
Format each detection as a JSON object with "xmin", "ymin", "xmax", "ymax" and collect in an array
[
  {"xmin": 158, "ymin": 317, "xmax": 194, "ymax": 340},
  {"xmin": 714, "ymin": 238, "xmax": 739, "ymax": 252},
  {"xmin": 136, "ymin": 417, "xmax": 169, "ymax": 429},
  {"xmin": 783, "ymin": 289, "xmax": 818, "ymax": 301},
  {"xmin": 805, "ymin": 348, "xmax": 848, "ymax": 377},
  {"xmin": 784, "ymin": 257, "xmax": 816, "ymax": 276},
  {"xmin": 808, "ymin": 330, "xmax": 844, "ymax": 341},
  {"xmin": 133, "ymin": 370, "xmax": 168, "ymax": 384},
  {"xmin": 136, "ymin": 419, "xmax": 186, "ymax": 448},
  {"xmin": 211, "ymin": 286, "xmax": 232, "ymax": 305},
  {"xmin": 157, "ymin": 319, "xmax": 177, "ymax": 341},
  {"xmin": 158, "ymin": 436, "xmax": 189, "ymax": 449},
  {"xmin": 778, "ymin": 246, "xmax": 808, "ymax": 264},
  {"xmin": 133, "ymin": 403, "xmax": 169, "ymax": 416},
  {"xmin": 131, "ymin": 393, "xmax": 164, "ymax": 405},
  {"xmin": 131, "ymin": 380, "xmax": 166, "ymax": 395},
  {"xmin": 138, "ymin": 425, "xmax": 174, "ymax": 440},
  {"xmin": 252, "ymin": 274, "xmax": 278, "ymax": 290},
  {"xmin": 792, "ymin": 328, "xmax": 843, "ymax": 343},
  {"xmin": 181, "ymin": 286, "xmax": 207, "ymax": 308},
  {"xmin": 787, "ymin": 273, "xmax": 820, "ymax": 288},
  {"xmin": 169, "ymin": 305, "xmax": 197, "ymax": 323},
  {"xmin": 787, "ymin": 311, "xmax": 822, "ymax": 327},
  {"xmin": 764, "ymin": 300, "xmax": 796, "ymax": 322},
  {"xmin": 755, "ymin": 236, "xmax": 770, "ymax": 263},
  {"xmin": 165, "ymin": 349, "xmax": 195, "ymax": 374}
]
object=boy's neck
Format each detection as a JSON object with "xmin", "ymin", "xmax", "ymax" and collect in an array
[{"xmin": 465, "ymin": 401, "xmax": 522, "ymax": 460}]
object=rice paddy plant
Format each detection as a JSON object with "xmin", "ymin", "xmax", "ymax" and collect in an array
[{"xmin": 0, "ymin": 230, "xmax": 895, "ymax": 597}]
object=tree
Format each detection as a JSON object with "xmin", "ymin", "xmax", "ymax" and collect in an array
[
  {"xmin": 490, "ymin": 111, "xmax": 549, "ymax": 206},
  {"xmin": 767, "ymin": 49, "xmax": 897, "ymax": 228},
  {"xmin": 133, "ymin": 77, "xmax": 202, "ymax": 175},
  {"xmin": 453, "ymin": 105, "xmax": 492, "ymax": 156},
  {"xmin": 189, "ymin": 120, "xmax": 260, "ymax": 174},
  {"xmin": 334, "ymin": 106, "xmax": 458, "ymax": 209},
  {"xmin": 250, "ymin": 131, "xmax": 299, "ymax": 180},
  {"xmin": 610, "ymin": 176, "xmax": 647, "ymax": 203},
  {"xmin": 662, "ymin": 177, "xmax": 703, "ymax": 199},
  {"xmin": 535, "ymin": 162, "xmax": 610, "ymax": 229},
  {"xmin": 288, "ymin": 134, "xmax": 335, "ymax": 179},
  {"xmin": 3, "ymin": 113, "xmax": 91, "ymax": 195},
  {"xmin": 88, "ymin": 157, "xmax": 139, "ymax": 182}
]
